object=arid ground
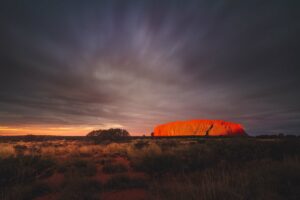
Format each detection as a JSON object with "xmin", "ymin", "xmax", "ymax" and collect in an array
[{"xmin": 0, "ymin": 136, "xmax": 299, "ymax": 200}]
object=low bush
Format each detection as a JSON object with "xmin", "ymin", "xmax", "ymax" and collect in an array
[
  {"xmin": 13, "ymin": 145, "xmax": 27, "ymax": 155},
  {"xmin": 102, "ymin": 162, "xmax": 128, "ymax": 173},
  {"xmin": 0, "ymin": 144, "xmax": 15, "ymax": 157},
  {"xmin": 103, "ymin": 143, "xmax": 129, "ymax": 157},
  {"xmin": 60, "ymin": 176, "xmax": 101, "ymax": 200},
  {"xmin": 1, "ymin": 182, "xmax": 51, "ymax": 200},
  {"xmin": 0, "ymin": 156, "xmax": 54, "ymax": 199},
  {"xmin": 0, "ymin": 156, "xmax": 54, "ymax": 188},
  {"xmin": 60, "ymin": 159, "xmax": 97, "ymax": 177},
  {"xmin": 104, "ymin": 174, "xmax": 147, "ymax": 190},
  {"xmin": 134, "ymin": 140, "xmax": 149, "ymax": 149}
]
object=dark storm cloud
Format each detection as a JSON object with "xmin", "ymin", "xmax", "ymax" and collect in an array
[{"xmin": 0, "ymin": 0, "xmax": 299, "ymax": 135}]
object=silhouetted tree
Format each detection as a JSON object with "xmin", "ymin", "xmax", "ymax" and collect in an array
[
  {"xmin": 86, "ymin": 128, "xmax": 130, "ymax": 139},
  {"xmin": 278, "ymin": 133, "xmax": 285, "ymax": 138}
]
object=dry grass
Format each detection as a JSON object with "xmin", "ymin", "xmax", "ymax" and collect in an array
[
  {"xmin": 102, "ymin": 142, "xmax": 129, "ymax": 157},
  {"xmin": 150, "ymin": 157, "xmax": 300, "ymax": 200},
  {"xmin": 0, "ymin": 143, "xmax": 15, "ymax": 157},
  {"xmin": 0, "ymin": 137, "xmax": 299, "ymax": 200}
]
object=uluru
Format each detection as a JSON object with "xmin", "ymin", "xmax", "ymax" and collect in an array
[{"xmin": 153, "ymin": 120, "xmax": 246, "ymax": 137}]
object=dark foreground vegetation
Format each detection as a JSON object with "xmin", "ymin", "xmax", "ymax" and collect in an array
[{"xmin": 0, "ymin": 136, "xmax": 299, "ymax": 200}]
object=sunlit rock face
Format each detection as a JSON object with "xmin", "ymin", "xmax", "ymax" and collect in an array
[{"xmin": 153, "ymin": 120, "xmax": 246, "ymax": 136}]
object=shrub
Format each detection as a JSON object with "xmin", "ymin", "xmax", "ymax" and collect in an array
[
  {"xmin": 104, "ymin": 174, "xmax": 147, "ymax": 190},
  {"xmin": 78, "ymin": 145, "xmax": 103, "ymax": 157},
  {"xmin": 98, "ymin": 157, "xmax": 113, "ymax": 165},
  {"xmin": 60, "ymin": 159, "xmax": 97, "ymax": 177},
  {"xmin": 157, "ymin": 140, "xmax": 178, "ymax": 150},
  {"xmin": 134, "ymin": 140, "xmax": 149, "ymax": 149},
  {"xmin": 2, "ymin": 182, "xmax": 51, "ymax": 200},
  {"xmin": 134, "ymin": 152, "xmax": 182, "ymax": 175},
  {"xmin": 102, "ymin": 162, "xmax": 128, "ymax": 174},
  {"xmin": 103, "ymin": 142, "xmax": 129, "ymax": 157},
  {"xmin": 13, "ymin": 145, "xmax": 27, "ymax": 155},
  {"xmin": 0, "ymin": 144, "xmax": 15, "ymax": 157},
  {"xmin": 128, "ymin": 142, "xmax": 188, "ymax": 175},
  {"xmin": 60, "ymin": 176, "xmax": 101, "ymax": 200},
  {"xmin": 0, "ymin": 156, "xmax": 54, "ymax": 188}
]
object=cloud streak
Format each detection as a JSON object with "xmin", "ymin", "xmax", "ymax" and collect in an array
[{"xmin": 0, "ymin": 0, "xmax": 299, "ymax": 135}]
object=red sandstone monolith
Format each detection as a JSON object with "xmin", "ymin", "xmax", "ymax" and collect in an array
[{"xmin": 153, "ymin": 120, "xmax": 246, "ymax": 136}]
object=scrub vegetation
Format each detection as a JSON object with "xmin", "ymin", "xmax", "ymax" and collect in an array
[{"xmin": 0, "ymin": 136, "xmax": 299, "ymax": 200}]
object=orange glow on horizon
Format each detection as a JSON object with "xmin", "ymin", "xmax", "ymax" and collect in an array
[
  {"xmin": 0, "ymin": 125, "xmax": 95, "ymax": 136},
  {"xmin": 0, "ymin": 124, "xmax": 146, "ymax": 136}
]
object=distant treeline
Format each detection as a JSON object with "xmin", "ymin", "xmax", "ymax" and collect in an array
[
  {"xmin": 0, "ymin": 134, "xmax": 299, "ymax": 142},
  {"xmin": 255, "ymin": 134, "xmax": 300, "ymax": 139}
]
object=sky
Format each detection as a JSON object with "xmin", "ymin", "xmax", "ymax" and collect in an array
[{"xmin": 0, "ymin": 0, "xmax": 300, "ymax": 136}]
